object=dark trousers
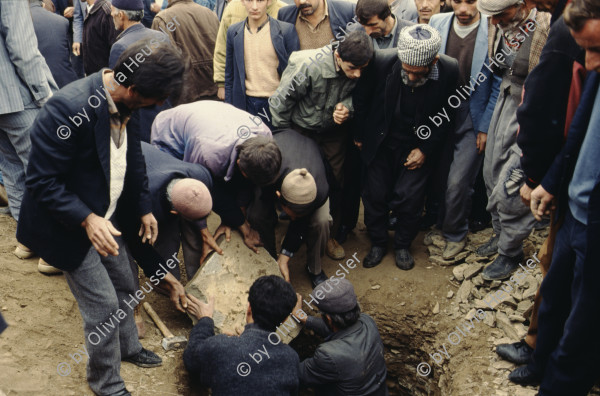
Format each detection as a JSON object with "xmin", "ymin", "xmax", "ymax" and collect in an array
[
  {"xmin": 246, "ymin": 96, "xmax": 273, "ymax": 130},
  {"xmin": 362, "ymin": 144, "xmax": 432, "ymax": 249},
  {"xmin": 527, "ymin": 209, "xmax": 600, "ymax": 395}
]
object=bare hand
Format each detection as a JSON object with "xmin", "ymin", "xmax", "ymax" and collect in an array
[
  {"xmin": 162, "ymin": 273, "xmax": 188, "ymax": 312},
  {"xmin": 520, "ymin": 184, "xmax": 533, "ymax": 207},
  {"xmin": 354, "ymin": 140, "xmax": 362, "ymax": 150},
  {"xmin": 404, "ymin": 148, "xmax": 425, "ymax": 170},
  {"xmin": 277, "ymin": 254, "xmax": 291, "ymax": 282},
  {"xmin": 213, "ymin": 223, "xmax": 231, "ymax": 242},
  {"xmin": 139, "ymin": 213, "xmax": 158, "ymax": 245},
  {"xmin": 186, "ymin": 294, "xmax": 215, "ymax": 320},
  {"xmin": 150, "ymin": 2, "xmax": 161, "ymax": 12},
  {"xmin": 217, "ymin": 87, "xmax": 225, "ymax": 101},
  {"xmin": 200, "ymin": 227, "xmax": 223, "ymax": 263},
  {"xmin": 476, "ymin": 132, "xmax": 487, "ymax": 154},
  {"xmin": 332, "ymin": 103, "xmax": 350, "ymax": 125},
  {"xmin": 82, "ymin": 213, "xmax": 121, "ymax": 257},
  {"xmin": 72, "ymin": 42, "xmax": 81, "ymax": 56},
  {"xmin": 530, "ymin": 185, "xmax": 555, "ymax": 221},
  {"xmin": 63, "ymin": 6, "xmax": 74, "ymax": 18},
  {"xmin": 292, "ymin": 293, "xmax": 307, "ymax": 324},
  {"xmin": 239, "ymin": 222, "xmax": 263, "ymax": 254}
]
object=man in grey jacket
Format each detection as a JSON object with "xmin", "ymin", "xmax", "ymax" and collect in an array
[{"xmin": 294, "ymin": 278, "xmax": 388, "ymax": 395}]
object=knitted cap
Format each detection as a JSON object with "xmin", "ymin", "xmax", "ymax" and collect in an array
[
  {"xmin": 170, "ymin": 179, "xmax": 212, "ymax": 220},
  {"xmin": 281, "ymin": 168, "xmax": 317, "ymax": 205},
  {"xmin": 397, "ymin": 24, "xmax": 442, "ymax": 67},
  {"xmin": 477, "ymin": 0, "xmax": 522, "ymax": 15},
  {"xmin": 112, "ymin": 0, "xmax": 144, "ymax": 11},
  {"xmin": 314, "ymin": 279, "xmax": 358, "ymax": 313}
]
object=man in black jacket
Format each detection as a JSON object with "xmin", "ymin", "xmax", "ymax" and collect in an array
[
  {"xmin": 353, "ymin": 24, "xmax": 459, "ymax": 270},
  {"xmin": 247, "ymin": 129, "xmax": 331, "ymax": 287},
  {"xmin": 82, "ymin": 0, "xmax": 118, "ymax": 74}
]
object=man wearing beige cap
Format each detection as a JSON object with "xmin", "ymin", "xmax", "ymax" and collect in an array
[
  {"xmin": 247, "ymin": 129, "xmax": 331, "ymax": 287},
  {"xmin": 293, "ymin": 278, "xmax": 388, "ymax": 395}
]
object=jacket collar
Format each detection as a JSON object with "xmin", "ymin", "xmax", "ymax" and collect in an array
[
  {"xmin": 115, "ymin": 23, "xmax": 146, "ymax": 42},
  {"xmin": 167, "ymin": 0, "xmax": 194, "ymax": 8}
]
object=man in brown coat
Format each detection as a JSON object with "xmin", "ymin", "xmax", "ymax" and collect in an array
[{"xmin": 152, "ymin": 0, "xmax": 219, "ymax": 104}]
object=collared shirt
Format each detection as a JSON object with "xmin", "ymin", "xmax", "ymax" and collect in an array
[
  {"xmin": 298, "ymin": 0, "xmax": 329, "ymax": 31},
  {"xmin": 373, "ymin": 15, "xmax": 398, "ymax": 50},
  {"xmin": 245, "ymin": 17, "xmax": 270, "ymax": 34},
  {"xmin": 103, "ymin": 70, "xmax": 130, "ymax": 147},
  {"xmin": 295, "ymin": 0, "xmax": 335, "ymax": 49}
]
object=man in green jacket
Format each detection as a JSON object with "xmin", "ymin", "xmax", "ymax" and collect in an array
[{"xmin": 270, "ymin": 30, "xmax": 373, "ymax": 262}]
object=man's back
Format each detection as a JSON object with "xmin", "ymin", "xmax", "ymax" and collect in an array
[{"xmin": 82, "ymin": 0, "xmax": 118, "ymax": 74}]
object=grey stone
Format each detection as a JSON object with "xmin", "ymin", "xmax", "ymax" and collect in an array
[
  {"xmin": 509, "ymin": 314, "xmax": 526, "ymax": 323},
  {"xmin": 484, "ymin": 311, "xmax": 495, "ymax": 327},
  {"xmin": 496, "ymin": 312, "xmax": 519, "ymax": 340},
  {"xmin": 464, "ymin": 264, "xmax": 483, "ymax": 280},
  {"xmin": 432, "ymin": 302, "xmax": 440, "ymax": 314},
  {"xmin": 472, "ymin": 274, "xmax": 484, "ymax": 286},
  {"xmin": 457, "ymin": 280, "xmax": 473, "ymax": 303},
  {"xmin": 516, "ymin": 301, "xmax": 532, "ymax": 313},
  {"xmin": 490, "ymin": 280, "xmax": 502, "ymax": 289},
  {"xmin": 523, "ymin": 287, "xmax": 537, "ymax": 299},
  {"xmin": 493, "ymin": 360, "xmax": 515, "ymax": 370},
  {"xmin": 452, "ymin": 264, "xmax": 470, "ymax": 281},
  {"xmin": 185, "ymin": 232, "xmax": 299, "ymax": 343},
  {"xmin": 447, "ymin": 291, "xmax": 454, "ymax": 299}
]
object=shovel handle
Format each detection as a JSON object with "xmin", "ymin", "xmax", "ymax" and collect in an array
[{"xmin": 143, "ymin": 302, "xmax": 174, "ymax": 338}]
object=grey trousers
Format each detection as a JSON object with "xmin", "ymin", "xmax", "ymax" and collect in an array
[
  {"xmin": 0, "ymin": 107, "xmax": 38, "ymax": 221},
  {"xmin": 153, "ymin": 216, "xmax": 203, "ymax": 280},
  {"xmin": 442, "ymin": 104, "xmax": 484, "ymax": 242},
  {"xmin": 65, "ymin": 236, "xmax": 142, "ymax": 396},
  {"xmin": 483, "ymin": 86, "xmax": 535, "ymax": 256}
]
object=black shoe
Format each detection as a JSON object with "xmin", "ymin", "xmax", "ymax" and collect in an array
[
  {"xmin": 475, "ymin": 234, "xmax": 500, "ymax": 257},
  {"xmin": 107, "ymin": 389, "xmax": 132, "ymax": 396},
  {"xmin": 469, "ymin": 220, "xmax": 491, "ymax": 233},
  {"xmin": 335, "ymin": 225, "xmax": 351, "ymax": 244},
  {"xmin": 508, "ymin": 365, "xmax": 541, "ymax": 386},
  {"xmin": 496, "ymin": 340, "xmax": 534, "ymax": 365},
  {"xmin": 419, "ymin": 213, "xmax": 436, "ymax": 231},
  {"xmin": 395, "ymin": 249, "xmax": 414, "ymax": 270},
  {"xmin": 123, "ymin": 348, "xmax": 162, "ymax": 368},
  {"xmin": 363, "ymin": 246, "xmax": 387, "ymax": 268},
  {"xmin": 306, "ymin": 268, "xmax": 328, "ymax": 287},
  {"xmin": 387, "ymin": 214, "xmax": 398, "ymax": 231},
  {"xmin": 482, "ymin": 253, "xmax": 524, "ymax": 281}
]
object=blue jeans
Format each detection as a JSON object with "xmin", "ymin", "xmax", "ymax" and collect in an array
[{"xmin": 528, "ymin": 209, "xmax": 600, "ymax": 395}]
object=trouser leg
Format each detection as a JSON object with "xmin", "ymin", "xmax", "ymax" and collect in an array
[
  {"xmin": 362, "ymin": 146, "xmax": 394, "ymax": 247},
  {"xmin": 153, "ymin": 216, "xmax": 183, "ymax": 280},
  {"xmin": 305, "ymin": 199, "xmax": 331, "ymax": 274},
  {"xmin": 340, "ymin": 137, "xmax": 362, "ymax": 231},
  {"xmin": 180, "ymin": 218, "xmax": 204, "ymax": 280},
  {"xmin": 247, "ymin": 188, "xmax": 277, "ymax": 258}
]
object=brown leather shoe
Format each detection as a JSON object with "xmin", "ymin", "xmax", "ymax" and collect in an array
[
  {"xmin": 14, "ymin": 243, "xmax": 36, "ymax": 259},
  {"xmin": 326, "ymin": 238, "xmax": 345, "ymax": 260}
]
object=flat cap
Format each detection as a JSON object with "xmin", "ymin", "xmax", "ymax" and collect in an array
[
  {"xmin": 314, "ymin": 279, "xmax": 358, "ymax": 314},
  {"xmin": 477, "ymin": 0, "xmax": 522, "ymax": 15},
  {"xmin": 112, "ymin": 0, "xmax": 144, "ymax": 11}
]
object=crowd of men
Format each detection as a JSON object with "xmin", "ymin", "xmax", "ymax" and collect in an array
[{"xmin": 0, "ymin": 0, "xmax": 598, "ymax": 394}]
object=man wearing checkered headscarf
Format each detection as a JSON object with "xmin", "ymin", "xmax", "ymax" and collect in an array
[{"xmin": 352, "ymin": 24, "xmax": 459, "ymax": 270}]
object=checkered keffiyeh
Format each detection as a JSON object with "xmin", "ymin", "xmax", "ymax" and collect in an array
[{"xmin": 397, "ymin": 24, "xmax": 442, "ymax": 67}]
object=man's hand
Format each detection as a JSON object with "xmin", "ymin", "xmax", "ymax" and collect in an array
[
  {"xmin": 476, "ymin": 132, "xmax": 487, "ymax": 154},
  {"xmin": 139, "ymin": 213, "xmax": 158, "ymax": 245},
  {"xmin": 277, "ymin": 254, "xmax": 291, "ymax": 282},
  {"xmin": 82, "ymin": 213, "xmax": 121, "ymax": 257},
  {"xmin": 72, "ymin": 42, "xmax": 81, "ymax": 56},
  {"xmin": 200, "ymin": 227, "xmax": 224, "ymax": 263},
  {"xmin": 333, "ymin": 103, "xmax": 350, "ymax": 125},
  {"xmin": 530, "ymin": 185, "xmax": 555, "ymax": 221},
  {"xmin": 404, "ymin": 148, "xmax": 426, "ymax": 170},
  {"xmin": 217, "ymin": 87, "xmax": 225, "ymax": 101},
  {"xmin": 186, "ymin": 294, "xmax": 215, "ymax": 321},
  {"xmin": 239, "ymin": 222, "xmax": 263, "ymax": 254},
  {"xmin": 162, "ymin": 273, "xmax": 188, "ymax": 312},
  {"xmin": 354, "ymin": 140, "xmax": 362, "ymax": 150},
  {"xmin": 63, "ymin": 6, "xmax": 74, "ymax": 18},
  {"xmin": 520, "ymin": 184, "xmax": 533, "ymax": 207},
  {"xmin": 213, "ymin": 223, "xmax": 232, "ymax": 242},
  {"xmin": 150, "ymin": 2, "xmax": 161, "ymax": 12},
  {"xmin": 292, "ymin": 293, "xmax": 307, "ymax": 324}
]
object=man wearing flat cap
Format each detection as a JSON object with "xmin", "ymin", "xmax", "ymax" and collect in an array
[
  {"xmin": 353, "ymin": 24, "xmax": 459, "ymax": 270},
  {"xmin": 474, "ymin": 0, "xmax": 551, "ymax": 281},
  {"xmin": 293, "ymin": 278, "xmax": 388, "ymax": 395},
  {"xmin": 82, "ymin": 0, "xmax": 119, "ymax": 74}
]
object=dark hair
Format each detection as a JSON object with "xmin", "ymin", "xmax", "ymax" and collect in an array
[
  {"xmin": 279, "ymin": 194, "xmax": 315, "ymax": 218},
  {"xmin": 356, "ymin": 0, "xmax": 392, "ymax": 25},
  {"xmin": 322, "ymin": 304, "xmax": 361, "ymax": 329},
  {"xmin": 564, "ymin": 0, "xmax": 600, "ymax": 31},
  {"xmin": 113, "ymin": 40, "xmax": 185, "ymax": 100},
  {"xmin": 236, "ymin": 137, "xmax": 282, "ymax": 186},
  {"xmin": 249, "ymin": 275, "xmax": 297, "ymax": 331},
  {"xmin": 116, "ymin": 9, "xmax": 145, "ymax": 22},
  {"xmin": 337, "ymin": 30, "xmax": 374, "ymax": 67}
]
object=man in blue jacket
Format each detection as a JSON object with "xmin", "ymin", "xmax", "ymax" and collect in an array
[
  {"xmin": 426, "ymin": 0, "xmax": 500, "ymax": 259},
  {"xmin": 17, "ymin": 41, "xmax": 185, "ymax": 396}
]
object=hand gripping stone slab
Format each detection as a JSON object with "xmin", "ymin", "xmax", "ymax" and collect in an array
[{"xmin": 185, "ymin": 232, "xmax": 301, "ymax": 343}]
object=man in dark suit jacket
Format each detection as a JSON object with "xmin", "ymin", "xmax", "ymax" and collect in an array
[
  {"xmin": 30, "ymin": 0, "xmax": 78, "ymax": 88},
  {"xmin": 356, "ymin": 0, "xmax": 414, "ymax": 49},
  {"xmin": 82, "ymin": 0, "xmax": 118, "ymax": 74},
  {"xmin": 184, "ymin": 275, "xmax": 300, "ymax": 395},
  {"xmin": 16, "ymin": 42, "xmax": 185, "ymax": 396},
  {"xmin": 277, "ymin": 0, "xmax": 357, "ymax": 49},
  {"xmin": 353, "ymin": 24, "xmax": 458, "ymax": 270}
]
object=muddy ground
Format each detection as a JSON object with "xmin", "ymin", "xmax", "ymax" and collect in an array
[{"xmin": 0, "ymin": 208, "xmax": 575, "ymax": 396}]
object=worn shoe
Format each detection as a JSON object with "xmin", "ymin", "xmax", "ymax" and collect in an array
[
  {"xmin": 475, "ymin": 234, "xmax": 500, "ymax": 257},
  {"xmin": 326, "ymin": 238, "xmax": 345, "ymax": 260},
  {"xmin": 134, "ymin": 305, "xmax": 146, "ymax": 339},
  {"xmin": 107, "ymin": 389, "xmax": 131, "ymax": 396},
  {"xmin": 38, "ymin": 258, "xmax": 62, "ymax": 275},
  {"xmin": 395, "ymin": 249, "xmax": 414, "ymax": 270},
  {"xmin": 123, "ymin": 348, "xmax": 162, "ymax": 368},
  {"xmin": 387, "ymin": 214, "xmax": 398, "ymax": 231},
  {"xmin": 363, "ymin": 246, "xmax": 387, "ymax": 268},
  {"xmin": 14, "ymin": 243, "xmax": 36, "ymax": 259},
  {"xmin": 423, "ymin": 229, "xmax": 441, "ymax": 246},
  {"xmin": 508, "ymin": 365, "xmax": 541, "ymax": 386},
  {"xmin": 482, "ymin": 253, "xmax": 524, "ymax": 281},
  {"xmin": 335, "ymin": 225, "xmax": 351, "ymax": 244},
  {"xmin": 306, "ymin": 267, "xmax": 328, "ymax": 288},
  {"xmin": 496, "ymin": 340, "xmax": 534, "ymax": 365},
  {"xmin": 442, "ymin": 239, "xmax": 466, "ymax": 260}
]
